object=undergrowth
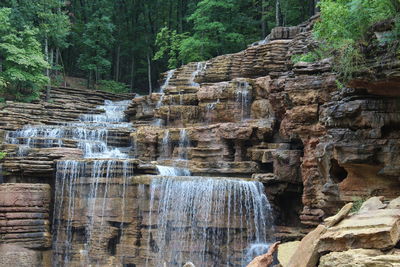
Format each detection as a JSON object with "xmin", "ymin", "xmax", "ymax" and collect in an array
[
  {"xmin": 295, "ymin": 0, "xmax": 400, "ymax": 83},
  {"xmin": 95, "ymin": 80, "xmax": 130, "ymax": 94}
]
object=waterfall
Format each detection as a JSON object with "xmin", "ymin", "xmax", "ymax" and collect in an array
[
  {"xmin": 4, "ymin": 64, "xmax": 273, "ymax": 266},
  {"xmin": 48, "ymin": 99, "xmax": 135, "ymax": 266},
  {"xmin": 156, "ymin": 165, "xmax": 191, "ymax": 176},
  {"xmin": 53, "ymin": 159, "xmax": 136, "ymax": 266},
  {"xmin": 178, "ymin": 128, "xmax": 190, "ymax": 160},
  {"xmin": 146, "ymin": 177, "xmax": 274, "ymax": 267},
  {"xmin": 5, "ymin": 100, "xmax": 132, "ymax": 158},
  {"xmin": 153, "ymin": 69, "xmax": 176, "ymax": 126},
  {"xmin": 159, "ymin": 69, "xmax": 175, "ymax": 94},
  {"xmin": 236, "ymin": 81, "xmax": 251, "ymax": 120},
  {"xmin": 204, "ymin": 99, "xmax": 220, "ymax": 124},
  {"xmin": 160, "ymin": 129, "xmax": 171, "ymax": 159},
  {"xmin": 190, "ymin": 62, "xmax": 205, "ymax": 87}
]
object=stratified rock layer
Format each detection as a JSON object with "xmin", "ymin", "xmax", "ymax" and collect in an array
[{"xmin": 0, "ymin": 183, "xmax": 51, "ymax": 249}]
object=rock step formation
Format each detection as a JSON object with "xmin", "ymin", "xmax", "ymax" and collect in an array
[
  {"xmin": 0, "ymin": 183, "xmax": 51, "ymax": 249},
  {"xmin": 0, "ymin": 86, "xmax": 134, "ymax": 131}
]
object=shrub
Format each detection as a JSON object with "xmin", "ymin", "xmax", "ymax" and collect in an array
[
  {"xmin": 350, "ymin": 198, "xmax": 365, "ymax": 213},
  {"xmin": 95, "ymin": 80, "xmax": 130, "ymax": 94},
  {"xmin": 291, "ymin": 52, "xmax": 318, "ymax": 64},
  {"xmin": 313, "ymin": 0, "xmax": 399, "ymax": 81}
]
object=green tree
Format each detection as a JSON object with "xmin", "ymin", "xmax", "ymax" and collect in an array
[
  {"xmin": 154, "ymin": 27, "xmax": 189, "ymax": 69},
  {"xmin": 77, "ymin": 14, "xmax": 115, "ymax": 88},
  {"xmin": 0, "ymin": 8, "xmax": 49, "ymax": 102}
]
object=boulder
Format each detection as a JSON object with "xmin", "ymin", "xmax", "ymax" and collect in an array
[
  {"xmin": 278, "ymin": 241, "xmax": 300, "ymax": 267},
  {"xmin": 388, "ymin": 197, "xmax": 400, "ymax": 209},
  {"xmin": 318, "ymin": 208, "xmax": 400, "ymax": 252},
  {"xmin": 247, "ymin": 242, "xmax": 280, "ymax": 267},
  {"xmin": 323, "ymin": 202, "xmax": 353, "ymax": 227},
  {"xmin": 358, "ymin": 196, "xmax": 387, "ymax": 213},
  {"xmin": 318, "ymin": 249, "xmax": 400, "ymax": 267},
  {"xmin": 287, "ymin": 225, "xmax": 327, "ymax": 267}
]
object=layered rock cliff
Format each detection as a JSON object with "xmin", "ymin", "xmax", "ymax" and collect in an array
[{"xmin": 0, "ymin": 14, "xmax": 399, "ymax": 267}]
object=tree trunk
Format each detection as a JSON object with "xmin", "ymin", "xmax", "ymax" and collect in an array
[
  {"xmin": 115, "ymin": 45, "xmax": 121, "ymax": 82},
  {"xmin": 55, "ymin": 48, "xmax": 59, "ymax": 77},
  {"xmin": 313, "ymin": 0, "xmax": 320, "ymax": 15},
  {"xmin": 130, "ymin": 55, "xmax": 135, "ymax": 91},
  {"xmin": 275, "ymin": 0, "xmax": 281, "ymax": 27},
  {"xmin": 147, "ymin": 52, "xmax": 152, "ymax": 94},
  {"xmin": 261, "ymin": 0, "xmax": 266, "ymax": 38},
  {"xmin": 45, "ymin": 35, "xmax": 51, "ymax": 101},
  {"xmin": 87, "ymin": 71, "xmax": 91, "ymax": 89}
]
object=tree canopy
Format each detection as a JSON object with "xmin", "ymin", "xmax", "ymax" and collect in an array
[{"xmin": 0, "ymin": 0, "xmax": 319, "ymax": 100}]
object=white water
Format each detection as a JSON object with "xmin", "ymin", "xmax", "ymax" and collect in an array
[
  {"xmin": 156, "ymin": 165, "xmax": 191, "ymax": 176},
  {"xmin": 190, "ymin": 62, "xmax": 206, "ymax": 87},
  {"xmin": 160, "ymin": 129, "xmax": 171, "ymax": 159},
  {"xmin": 153, "ymin": 69, "xmax": 176, "ymax": 126},
  {"xmin": 236, "ymin": 81, "xmax": 252, "ymax": 120},
  {"xmin": 5, "ymin": 100, "xmax": 132, "ymax": 158},
  {"xmin": 178, "ymin": 128, "xmax": 190, "ymax": 160},
  {"xmin": 147, "ymin": 177, "xmax": 274, "ymax": 267},
  {"xmin": 53, "ymin": 159, "xmax": 135, "ymax": 266}
]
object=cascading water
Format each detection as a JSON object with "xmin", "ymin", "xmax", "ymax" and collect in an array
[
  {"xmin": 153, "ymin": 69, "xmax": 176, "ymax": 126},
  {"xmin": 5, "ymin": 59, "xmax": 274, "ymax": 266},
  {"xmin": 178, "ymin": 128, "xmax": 189, "ymax": 160},
  {"xmin": 5, "ymin": 100, "xmax": 132, "ymax": 158},
  {"xmin": 146, "ymin": 177, "xmax": 274, "ymax": 267},
  {"xmin": 190, "ymin": 62, "xmax": 206, "ymax": 87},
  {"xmin": 35, "ymin": 99, "xmax": 137, "ymax": 266},
  {"xmin": 236, "ymin": 81, "xmax": 251, "ymax": 120},
  {"xmin": 160, "ymin": 129, "xmax": 171, "ymax": 159}
]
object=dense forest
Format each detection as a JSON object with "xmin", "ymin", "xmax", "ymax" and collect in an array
[
  {"xmin": 0, "ymin": 0, "xmax": 398, "ymax": 101},
  {"xmin": 0, "ymin": 0, "xmax": 318, "ymax": 100}
]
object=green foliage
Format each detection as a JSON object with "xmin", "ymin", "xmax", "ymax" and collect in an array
[
  {"xmin": 177, "ymin": 0, "xmax": 248, "ymax": 63},
  {"xmin": 0, "ymin": 8, "xmax": 49, "ymax": 102},
  {"xmin": 350, "ymin": 198, "xmax": 365, "ymax": 213},
  {"xmin": 0, "ymin": 152, "xmax": 6, "ymax": 160},
  {"xmin": 154, "ymin": 27, "xmax": 189, "ymax": 69},
  {"xmin": 77, "ymin": 14, "xmax": 115, "ymax": 86},
  {"xmin": 314, "ymin": 0, "xmax": 399, "ymax": 81},
  {"xmin": 96, "ymin": 80, "xmax": 130, "ymax": 94},
  {"xmin": 0, "ymin": 0, "xmax": 319, "ymax": 93},
  {"xmin": 291, "ymin": 52, "xmax": 320, "ymax": 64}
]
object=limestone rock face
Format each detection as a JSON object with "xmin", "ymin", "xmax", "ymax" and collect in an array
[
  {"xmin": 278, "ymin": 241, "xmax": 301, "ymax": 267},
  {"xmin": 287, "ymin": 198, "xmax": 400, "ymax": 267},
  {"xmin": 287, "ymin": 225, "xmax": 327, "ymax": 267},
  {"xmin": 0, "ymin": 183, "xmax": 51, "ymax": 249},
  {"xmin": 0, "ymin": 87, "xmax": 133, "ymax": 131},
  {"xmin": 318, "ymin": 208, "xmax": 400, "ymax": 252},
  {"xmin": 0, "ymin": 244, "xmax": 50, "ymax": 267},
  {"xmin": 319, "ymin": 249, "xmax": 400, "ymax": 267}
]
